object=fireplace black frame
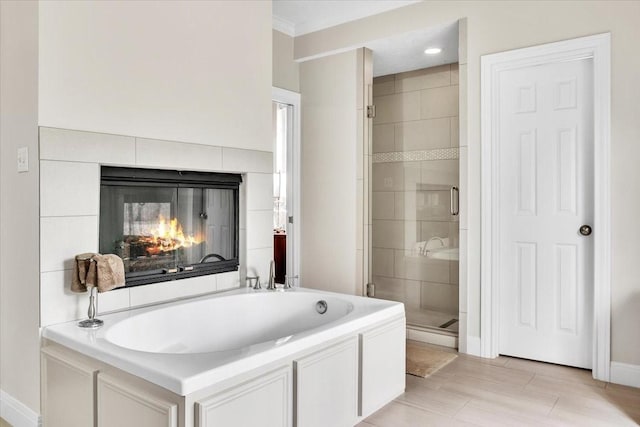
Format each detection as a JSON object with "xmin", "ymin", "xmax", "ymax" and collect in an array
[{"xmin": 100, "ymin": 166, "xmax": 242, "ymax": 287}]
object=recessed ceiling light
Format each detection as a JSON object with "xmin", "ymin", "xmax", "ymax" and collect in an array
[{"xmin": 424, "ymin": 47, "xmax": 442, "ymax": 55}]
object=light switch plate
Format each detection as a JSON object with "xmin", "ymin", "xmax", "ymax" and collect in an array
[{"xmin": 17, "ymin": 146, "xmax": 29, "ymax": 172}]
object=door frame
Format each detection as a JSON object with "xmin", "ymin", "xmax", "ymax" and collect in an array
[
  {"xmin": 480, "ymin": 33, "xmax": 611, "ymax": 380},
  {"xmin": 272, "ymin": 87, "xmax": 301, "ymax": 282}
]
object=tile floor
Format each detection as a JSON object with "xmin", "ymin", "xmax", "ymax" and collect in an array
[{"xmin": 361, "ymin": 341, "xmax": 640, "ymax": 426}]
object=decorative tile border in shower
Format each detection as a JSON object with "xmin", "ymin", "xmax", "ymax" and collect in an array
[{"xmin": 372, "ymin": 147, "xmax": 459, "ymax": 163}]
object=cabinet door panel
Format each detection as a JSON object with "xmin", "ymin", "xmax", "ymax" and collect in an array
[
  {"xmin": 196, "ymin": 365, "xmax": 291, "ymax": 427},
  {"xmin": 42, "ymin": 347, "xmax": 97, "ymax": 427},
  {"xmin": 360, "ymin": 318, "xmax": 406, "ymax": 417},
  {"xmin": 97, "ymin": 373, "xmax": 177, "ymax": 427},
  {"xmin": 295, "ymin": 337, "xmax": 358, "ymax": 427}
]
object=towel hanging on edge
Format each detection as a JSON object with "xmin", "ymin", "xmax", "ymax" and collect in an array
[
  {"xmin": 71, "ymin": 253, "xmax": 96, "ymax": 293},
  {"xmin": 72, "ymin": 253, "xmax": 125, "ymax": 293}
]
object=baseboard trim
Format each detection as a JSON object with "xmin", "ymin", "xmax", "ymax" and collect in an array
[
  {"xmin": 464, "ymin": 336, "xmax": 481, "ymax": 357},
  {"xmin": 0, "ymin": 390, "xmax": 41, "ymax": 427},
  {"xmin": 610, "ymin": 362, "xmax": 640, "ymax": 388}
]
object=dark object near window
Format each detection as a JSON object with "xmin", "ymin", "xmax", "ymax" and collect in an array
[{"xmin": 99, "ymin": 167, "xmax": 241, "ymax": 287}]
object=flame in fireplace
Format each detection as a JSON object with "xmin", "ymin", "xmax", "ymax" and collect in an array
[{"xmin": 143, "ymin": 216, "xmax": 201, "ymax": 255}]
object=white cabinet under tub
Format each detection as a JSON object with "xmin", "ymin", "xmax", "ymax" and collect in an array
[
  {"xmin": 295, "ymin": 337, "xmax": 359, "ymax": 427},
  {"xmin": 41, "ymin": 316, "xmax": 405, "ymax": 427},
  {"xmin": 195, "ymin": 365, "xmax": 292, "ymax": 427}
]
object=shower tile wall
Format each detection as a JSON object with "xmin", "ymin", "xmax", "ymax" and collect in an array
[{"xmin": 372, "ymin": 64, "xmax": 459, "ymax": 328}]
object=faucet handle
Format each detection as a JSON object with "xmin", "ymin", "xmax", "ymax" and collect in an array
[
  {"xmin": 266, "ymin": 261, "xmax": 277, "ymax": 290},
  {"xmin": 246, "ymin": 276, "xmax": 261, "ymax": 290},
  {"xmin": 284, "ymin": 275, "xmax": 299, "ymax": 289}
]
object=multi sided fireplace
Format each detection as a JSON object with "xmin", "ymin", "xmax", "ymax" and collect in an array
[{"xmin": 99, "ymin": 167, "xmax": 241, "ymax": 287}]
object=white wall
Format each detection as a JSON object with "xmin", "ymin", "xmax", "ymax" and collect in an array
[
  {"xmin": 300, "ymin": 50, "xmax": 360, "ymax": 295},
  {"xmin": 273, "ymin": 30, "xmax": 300, "ymax": 92},
  {"xmin": 293, "ymin": 1, "xmax": 640, "ymax": 366},
  {"xmin": 39, "ymin": 0, "xmax": 272, "ymax": 152},
  {"xmin": 0, "ymin": 0, "xmax": 41, "ymax": 415}
]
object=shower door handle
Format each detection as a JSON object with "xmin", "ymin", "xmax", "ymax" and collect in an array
[{"xmin": 450, "ymin": 186, "xmax": 459, "ymax": 216}]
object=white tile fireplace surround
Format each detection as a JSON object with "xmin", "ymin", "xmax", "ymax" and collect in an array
[{"xmin": 39, "ymin": 127, "xmax": 273, "ymax": 327}]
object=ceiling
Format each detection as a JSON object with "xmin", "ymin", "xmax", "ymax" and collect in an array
[
  {"xmin": 272, "ymin": 1, "xmax": 458, "ymax": 77},
  {"xmin": 272, "ymin": 0, "xmax": 420, "ymax": 37}
]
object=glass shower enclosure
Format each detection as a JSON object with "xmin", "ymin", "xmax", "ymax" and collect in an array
[{"xmin": 370, "ymin": 64, "xmax": 460, "ymax": 338}]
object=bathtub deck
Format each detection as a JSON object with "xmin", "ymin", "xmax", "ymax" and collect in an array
[{"xmin": 360, "ymin": 341, "xmax": 640, "ymax": 427}]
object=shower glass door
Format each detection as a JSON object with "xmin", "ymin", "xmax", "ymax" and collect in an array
[{"xmin": 370, "ymin": 64, "xmax": 460, "ymax": 334}]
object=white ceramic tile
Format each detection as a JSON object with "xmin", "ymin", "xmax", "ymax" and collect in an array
[
  {"xmin": 373, "ymin": 220, "xmax": 414, "ymax": 250},
  {"xmin": 395, "ymin": 118, "xmax": 450, "ymax": 151},
  {"xmin": 373, "ymin": 91, "xmax": 420, "ymax": 124},
  {"xmin": 404, "ymin": 279, "xmax": 422, "ymax": 311},
  {"xmin": 421, "ymin": 159, "xmax": 459, "ymax": 186},
  {"xmin": 395, "ymin": 65, "xmax": 451, "ymax": 92},
  {"xmin": 459, "ymin": 64, "xmax": 468, "ymax": 148},
  {"xmin": 357, "ymin": 180, "xmax": 363, "ymax": 250},
  {"xmin": 246, "ymin": 210, "xmax": 273, "ymax": 249},
  {"xmin": 40, "ymin": 160, "xmax": 99, "ymax": 217},
  {"xmin": 420, "ymin": 281, "xmax": 458, "ymax": 314},
  {"xmin": 459, "ymin": 147, "xmax": 468, "ymax": 229},
  {"xmin": 238, "ymin": 227, "xmax": 247, "ymax": 282},
  {"xmin": 245, "ymin": 173, "xmax": 273, "ymax": 211},
  {"xmin": 395, "ymin": 191, "xmax": 414, "ymax": 221},
  {"xmin": 420, "ymin": 221, "xmax": 451, "ymax": 242},
  {"xmin": 40, "ymin": 270, "xmax": 87, "ymax": 326},
  {"xmin": 451, "ymin": 63, "xmax": 459, "ymax": 85},
  {"xmin": 372, "ymin": 162, "xmax": 420, "ymax": 192},
  {"xmin": 40, "ymin": 216, "xmax": 98, "ymax": 272},
  {"xmin": 216, "ymin": 271, "xmax": 241, "ymax": 291},
  {"xmin": 222, "ymin": 147, "xmax": 272, "ymax": 173},
  {"xmin": 97, "ymin": 288, "xmax": 130, "ymax": 315},
  {"xmin": 450, "ymin": 260, "xmax": 459, "ymax": 286},
  {"xmin": 129, "ymin": 275, "xmax": 217, "ymax": 307},
  {"xmin": 245, "ymin": 247, "xmax": 273, "ymax": 287},
  {"xmin": 372, "ymin": 275, "xmax": 405, "ymax": 302},
  {"xmin": 420, "ymin": 85, "xmax": 459, "ymax": 119},
  {"xmin": 372, "ymin": 247, "xmax": 395, "ymax": 277},
  {"xmin": 450, "ymin": 116, "xmax": 460, "ymax": 147},
  {"xmin": 415, "ymin": 188, "xmax": 452, "ymax": 221},
  {"xmin": 459, "ymin": 229, "xmax": 468, "ymax": 313},
  {"xmin": 135, "ymin": 138, "xmax": 222, "ymax": 171},
  {"xmin": 372, "ymin": 124, "xmax": 395, "ymax": 153},
  {"xmin": 239, "ymin": 176, "xmax": 247, "ymax": 230},
  {"xmin": 395, "ymin": 250, "xmax": 450, "ymax": 283},
  {"xmin": 373, "ymin": 76, "xmax": 395, "ymax": 97},
  {"xmin": 39, "ymin": 127, "xmax": 135, "ymax": 165},
  {"xmin": 372, "ymin": 192, "xmax": 395, "ymax": 220},
  {"xmin": 356, "ymin": 249, "xmax": 364, "ymax": 295},
  {"xmin": 373, "ymin": 162, "xmax": 404, "ymax": 192}
]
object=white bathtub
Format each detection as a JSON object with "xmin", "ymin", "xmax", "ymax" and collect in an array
[{"xmin": 42, "ymin": 287, "xmax": 404, "ymax": 395}]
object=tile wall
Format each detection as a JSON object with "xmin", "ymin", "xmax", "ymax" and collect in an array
[
  {"xmin": 39, "ymin": 127, "xmax": 273, "ymax": 327},
  {"xmin": 371, "ymin": 64, "xmax": 460, "ymax": 329}
]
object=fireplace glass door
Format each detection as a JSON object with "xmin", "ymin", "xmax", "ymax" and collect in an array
[{"xmin": 99, "ymin": 167, "xmax": 240, "ymax": 286}]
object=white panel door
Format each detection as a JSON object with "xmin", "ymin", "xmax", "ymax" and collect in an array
[{"xmin": 498, "ymin": 58, "xmax": 594, "ymax": 368}]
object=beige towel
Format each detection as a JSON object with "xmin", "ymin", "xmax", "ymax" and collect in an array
[
  {"xmin": 71, "ymin": 253, "xmax": 97, "ymax": 293},
  {"xmin": 72, "ymin": 253, "xmax": 125, "ymax": 293}
]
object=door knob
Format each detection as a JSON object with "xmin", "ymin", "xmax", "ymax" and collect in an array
[{"xmin": 579, "ymin": 225, "xmax": 592, "ymax": 236}]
